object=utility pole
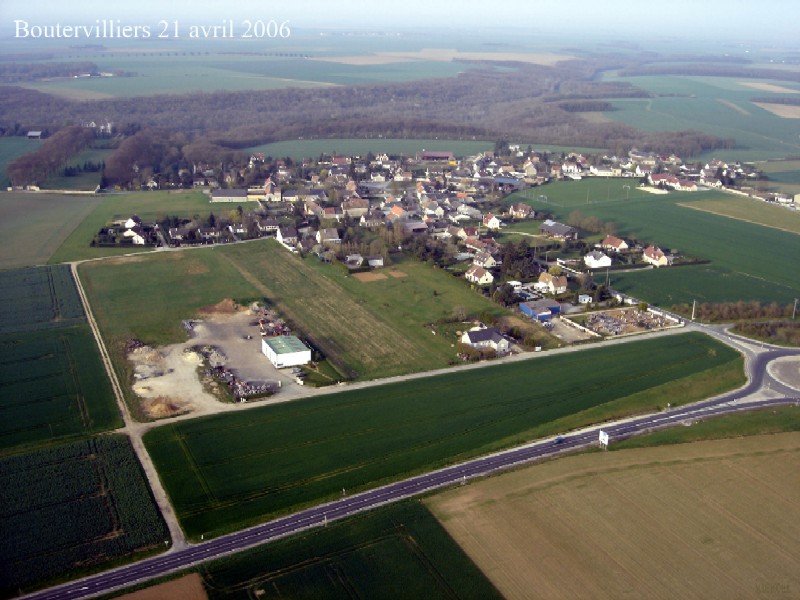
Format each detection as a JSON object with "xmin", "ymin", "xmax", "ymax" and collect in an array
[
  {"xmin": 793, "ymin": 298, "xmax": 798, "ymax": 320},
  {"xmin": 691, "ymin": 299, "xmax": 696, "ymax": 321}
]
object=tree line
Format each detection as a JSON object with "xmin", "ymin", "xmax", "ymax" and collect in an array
[{"xmin": 7, "ymin": 125, "xmax": 95, "ymax": 185}]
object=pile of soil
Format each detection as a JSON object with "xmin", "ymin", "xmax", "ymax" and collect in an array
[{"xmin": 199, "ymin": 298, "xmax": 239, "ymax": 314}]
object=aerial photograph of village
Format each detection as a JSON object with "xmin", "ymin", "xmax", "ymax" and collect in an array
[{"xmin": 1, "ymin": 0, "xmax": 799, "ymax": 598}]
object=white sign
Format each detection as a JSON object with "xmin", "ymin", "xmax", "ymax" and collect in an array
[{"xmin": 599, "ymin": 430, "xmax": 609, "ymax": 446}]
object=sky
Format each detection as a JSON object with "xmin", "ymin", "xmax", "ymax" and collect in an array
[{"xmin": 2, "ymin": 0, "xmax": 799, "ymax": 41}]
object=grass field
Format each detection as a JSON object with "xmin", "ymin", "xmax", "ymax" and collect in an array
[
  {"xmin": 678, "ymin": 195, "xmax": 800, "ymax": 234},
  {"xmin": 48, "ymin": 190, "xmax": 258, "ymax": 263},
  {"xmin": 760, "ymin": 159, "xmax": 800, "ymax": 195},
  {"xmin": 0, "ymin": 137, "xmax": 41, "ymax": 185},
  {"xmin": 142, "ymin": 332, "xmax": 741, "ymax": 538},
  {"xmin": 0, "ymin": 265, "xmax": 122, "ymax": 452},
  {"xmin": 0, "ymin": 193, "xmax": 103, "ymax": 269},
  {"xmin": 79, "ymin": 241, "xmax": 505, "ymax": 383},
  {"xmin": 41, "ymin": 147, "xmax": 112, "ymax": 191},
  {"xmin": 512, "ymin": 179, "xmax": 800, "ymax": 304},
  {"xmin": 428, "ymin": 431, "xmax": 800, "ymax": 600},
  {"xmin": 0, "ymin": 435, "xmax": 169, "ymax": 597},
  {"xmin": 191, "ymin": 501, "xmax": 501, "ymax": 600}
]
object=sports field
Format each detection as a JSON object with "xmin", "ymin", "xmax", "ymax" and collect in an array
[
  {"xmin": 0, "ymin": 435, "xmax": 169, "ymax": 597},
  {"xmin": 513, "ymin": 179, "xmax": 800, "ymax": 304},
  {"xmin": 142, "ymin": 332, "xmax": 741, "ymax": 538},
  {"xmin": 0, "ymin": 266, "xmax": 121, "ymax": 451},
  {"xmin": 678, "ymin": 196, "xmax": 800, "ymax": 234},
  {"xmin": 428, "ymin": 432, "xmax": 800, "ymax": 600}
]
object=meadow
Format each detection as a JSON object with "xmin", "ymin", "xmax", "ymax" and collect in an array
[
  {"xmin": 512, "ymin": 179, "xmax": 800, "ymax": 304},
  {"xmin": 142, "ymin": 332, "xmax": 741, "ymax": 538},
  {"xmin": 678, "ymin": 196, "xmax": 800, "ymax": 234},
  {"xmin": 0, "ymin": 435, "xmax": 169, "ymax": 597},
  {"xmin": 41, "ymin": 146, "xmax": 112, "ymax": 191},
  {"xmin": 196, "ymin": 501, "xmax": 501, "ymax": 600},
  {"xmin": 760, "ymin": 159, "xmax": 800, "ymax": 195},
  {"xmin": 599, "ymin": 74, "xmax": 800, "ymax": 162},
  {"xmin": 0, "ymin": 137, "xmax": 41, "ymax": 185},
  {"xmin": 79, "ymin": 240, "xmax": 505, "ymax": 384},
  {"xmin": 429, "ymin": 432, "xmax": 800, "ymax": 600}
]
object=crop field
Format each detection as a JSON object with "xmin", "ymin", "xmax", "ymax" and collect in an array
[
  {"xmin": 0, "ymin": 265, "xmax": 121, "ymax": 451},
  {"xmin": 48, "ymin": 190, "xmax": 258, "ymax": 263},
  {"xmin": 512, "ymin": 180, "xmax": 800, "ymax": 304},
  {"xmin": 0, "ymin": 137, "xmax": 40, "ymax": 184},
  {"xmin": 142, "ymin": 332, "xmax": 741, "ymax": 538},
  {"xmin": 0, "ymin": 435, "xmax": 169, "ymax": 597},
  {"xmin": 599, "ymin": 74, "xmax": 800, "ymax": 161},
  {"xmin": 678, "ymin": 196, "xmax": 800, "ymax": 234},
  {"xmin": 80, "ymin": 241, "xmax": 504, "ymax": 382},
  {"xmin": 760, "ymin": 159, "xmax": 800, "ymax": 195},
  {"xmin": 194, "ymin": 501, "xmax": 500, "ymax": 600},
  {"xmin": 428, "ymin": 432, "xmax": 800, "ymax": 600}
]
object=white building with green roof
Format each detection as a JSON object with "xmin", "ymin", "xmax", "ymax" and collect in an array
[{"xmin": 261, "ymin": 335, "xmax": 311, "ymax": 368}]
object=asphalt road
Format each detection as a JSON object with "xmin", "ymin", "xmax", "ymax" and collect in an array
[{"xmin": 23, "ymin": 339, "xmax": 800, "ymax": 600}]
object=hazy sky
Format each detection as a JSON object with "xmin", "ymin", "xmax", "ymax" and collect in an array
[{"xmin": 2, "ymin": 0, "xmax": 798, "ymax": 41}]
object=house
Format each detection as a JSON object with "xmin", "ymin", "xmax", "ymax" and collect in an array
[
  {"xmin": 508, "ymin": 203, "xmax": 534, "ymax": 220},
  {"xmin": 483, "ymin": 213, "xmax": 502, "ymax": 230},
  {"xmin": 261, "ymin": 335, "xmax": 311, "ymax": 368},
  {"xmin": 316, "ymin": 228, "xmax": 341, "ymax": 245},
  {"xmin": 342, "ymin": 197, "xmax": 370, "ymax": 218},
  {"xmin": 536, "ymin": 272, "xmax": 568, "ymax": 295},
  {"xmin": 601, "ymin": 235, "xmax": 628, "ymax": 252},
  {"xmin": 578, "ymin": 294, "xmax": 593, "ymax": 305},
  {"xmin": 473, "ymin": 251, "xmax": 498, "ymax": 269},
  {"xmin": 465, "ymin": 265, "xmax": 494, "ymax": 286},
  {"xmin": 584, "ymin": 250, "xmax": 612, "ymax": 269},
  {"xmin": 520, "ymin": 299, "xmax": 561, "ymax": 322},
  {"xmin": 539, "ymin": 220, "xmax": 577, "ymax": 240},
  {"xmin": 642, "ymin": 245, "xmax": 670, "ymax": 267},
  {"xmin": 360, "ymin": 210, "xmax": 386, "ymax": 228},
  {"xmin": 256, "ymin": 217, "xmax": 279, "ymax": 235},
  {"xmin": 277, "ymin": 226, "xmax": 298, "ymax": 247},
  {"xmin": 460, "ymin": 327, "xmax": 510, "ymax": 353}
]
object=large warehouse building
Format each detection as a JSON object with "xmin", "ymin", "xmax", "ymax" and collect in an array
[{"xmin": 261, "ymin": 335, "xmax": 311, "ymax": 368}]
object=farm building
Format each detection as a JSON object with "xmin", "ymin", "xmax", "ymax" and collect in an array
[
  {"xmin": 261, "ymin": 336, "xmax": 311, "ymax": 368},
  {"xmin": 520, "ymin": 299, "xmax": 561, "ymax": 322},
  {"xmin": 460, "ymin": 327, "xmax": 510, "ymax": 353}
]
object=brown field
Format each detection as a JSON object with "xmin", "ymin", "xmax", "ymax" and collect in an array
[
  {"xmin": 313, "ymin": 49, "xmax": 573, "ymax": 66},
  {"xmin": 717, "ymin": 98, "xmax": 750, "ymax": 115},
  {"xmin": 353, "ymin": 271, "xmax": 387, "ymax": 282},
  {"xmin": 678, "ymin": 198, "xmax": 800, "ymax": 235},
  {"xmin": 739, "ymin": 81, "xmax": 800, "ymax": 94},
  {"xmin": 388, "ymin": 270, "xmax": 408, "ymax": 278},
  {"xmin": 754, "ymin": 102, "xmax": 800, "ymax": 119},
  {"xmin": 428, "ymin": 433, "xmax": 800, "ymax": 600},
  {"xmin": 579, "ymin": 111, "xmax": 614, "ymax": 124},
  {"xmin": 117, "ymin": 573, "xmax": 208, "ymax": 600}
]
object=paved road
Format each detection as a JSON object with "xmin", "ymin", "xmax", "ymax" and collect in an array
[{"xmin": 24, "ymin": 338, "xmax": 800, "ymax": 599}]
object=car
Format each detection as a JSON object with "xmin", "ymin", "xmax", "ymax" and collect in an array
[{"xmin": 554, "ymin": 436, "xmax": 566, "ymax": 444}]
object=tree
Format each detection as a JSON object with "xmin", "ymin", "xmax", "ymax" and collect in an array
[
  {"xmin": 548, "ymin": 265, "xmax": 562, "ymax": 276},
  {"xmin": 494, "ymin": 283, "xmax": 516, "ymax": 307}
]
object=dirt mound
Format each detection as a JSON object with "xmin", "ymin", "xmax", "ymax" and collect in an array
[
  {"xmin": 143, "ymin": 397, "xmax": 186, "ymax": 419},
  {"xmin": 199, "ymin": 298, "xmax": 239, "ymax": 314}
]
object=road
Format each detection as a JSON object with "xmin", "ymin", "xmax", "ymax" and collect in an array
[{"xmin": 23, "ymin": 321, "xmax": 800, "ymax": 599}]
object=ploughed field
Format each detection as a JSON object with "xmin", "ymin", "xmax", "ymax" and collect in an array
[{"xmin": 143, "ymin": 332, "xmax": 741, "ymax": 539}]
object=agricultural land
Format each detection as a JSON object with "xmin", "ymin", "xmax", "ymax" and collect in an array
[
  {"xmin": 512, "ymin": 179, "xmax": 800, "ymax": 305},
  {"xmin": 142, "ymin": 332, "xmax": 742, "ymax": 539},
  {"xmin": 678, "ymin": 195, "xmax": 800, "ymax": 234},
  {"xmin": 0, "ymin": 435, "xmax": 169, "ymax": 597},
  {"xmin": 428, "ymin": 432, "xmax": 800, "ymax": 600}
]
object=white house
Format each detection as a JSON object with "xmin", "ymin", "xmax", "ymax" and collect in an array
[
  {"xmin": 473, "ymin": 251, "xmax": 498, "ymax": 269},
  {"xmin": 643, "ymin": 245, "xmax": 670, "ymax": 267},
  {"xmin": 537, "ymin": 272, "xmax": 568, "ymax": 295},
  {"xmin": 261, "ymin": 336, "xmax": 311, "ymax": 368},
  {"xmin": 584, "ymin": 250, "xmax": 612, "ymax": 269},
  {"xmin": 465, "ymin": 265, "xmax": 494, "ymax": 286},
  {"xmin": 483, "ymin": 213, "xmax": 502, "ymax": 230},
  {"xmin": 460, "ymin": 327, "xmax": 510, "ymax": 353},
  {"xmin": 600, "ymin": 235, "xmax": 628, "ymax": 252}
]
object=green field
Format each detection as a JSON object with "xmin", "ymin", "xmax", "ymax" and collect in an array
[
  {"xmin": 41, "ymin": 147, "xmax": 112, "ymax": 191},
  {"xmin": 760, "ymin": 159, "xmax": 800, "ymax": 195},
  {"xmin": 512, "ymin": 179, "xmax": 800, "ymax": 304},
  {"xmin": 678, "ymin": 196, "xmax": 800, "ymax": 234},
  {"xmin": 79, "ymin": 241, "xmax": 504, "ymax": 386},
  {"xmin": 47, "ymin": 189, "xmax": 257, "ymax": 263},
  {"xmin": 194, "ymin": 500, "xmax": 501, "ymax": 600},
  {"xmin": 0, "ymin": 266, "xmax": 122, "ymax": 451},
  {"xmin": 0, "ymin": 435, "xmax": 169, "ymax": 597},
  {"xmin": 0, "ymin": 137, "xmax": 41, "ymax": 185},
  {"xmin": 599, "ymin": 74, "xmax": 800, "ymax": 161},
  {"xmin": 143, "ymin": 332, "xmax": 741, "ymax": 538}
]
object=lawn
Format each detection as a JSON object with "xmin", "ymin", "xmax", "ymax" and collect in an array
[
  {"xmin": 0, "ymin": 435, "xmax": 169, "ymax": 597},
  {"xmin": 142, "ymin": 332, "xmax": 742, "ymax": 538},
  {"xmin": 48, "ymin": 189, "xmax": 258, "ymax": 263},
  {"xmin": 193, "ymin": 501, "xmax": 501, "ymax": 600},
  {"xmin": 428, "ymin": 432, "xmax": 800, "ymax": 600},
  {"xmin": 511, "ymin": 179, "xmax": 800, "ymax": 304}
]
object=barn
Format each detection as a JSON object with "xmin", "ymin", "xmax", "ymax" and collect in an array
[{"xmin": 261, "ymin": 336, "xmax": 311, "ymax": 368}]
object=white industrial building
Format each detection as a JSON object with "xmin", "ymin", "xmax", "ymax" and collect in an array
[{"xmin": 261, "ymin": 335, "xmax": 311, "ymax": 368}]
